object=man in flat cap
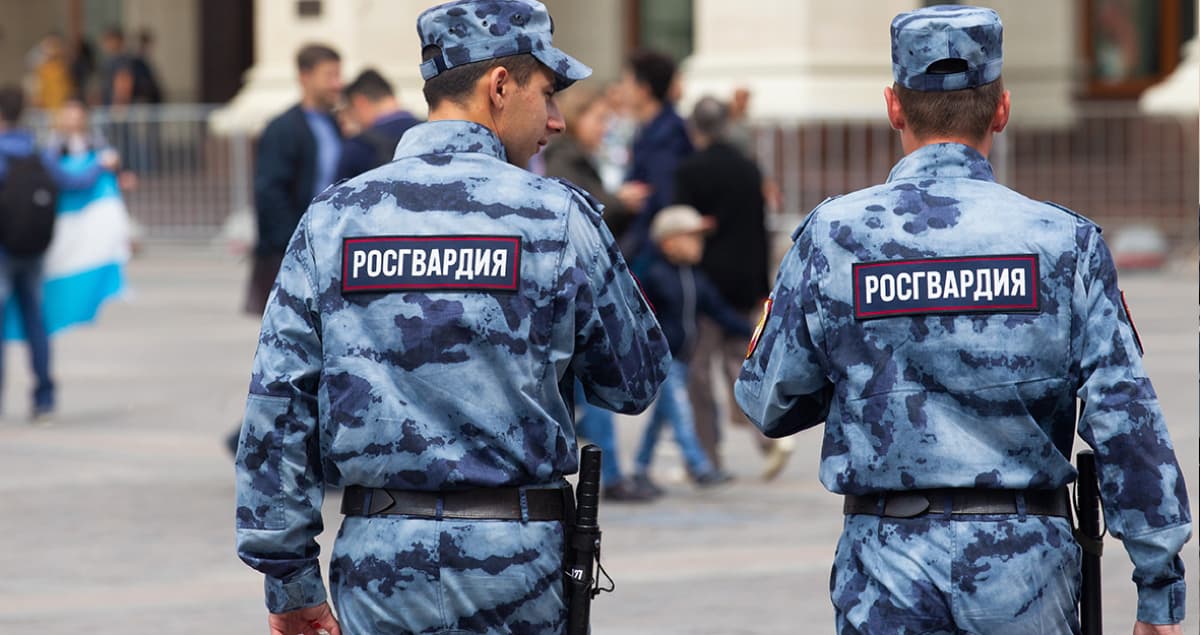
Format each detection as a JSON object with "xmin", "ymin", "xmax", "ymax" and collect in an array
[
  {"xmin": 233, "ymin": 1, "xmax": 669, "ymax": 633},
  {"xmin": 736, "ymin": 5, "xmax": 1189, "ymax": 634}
]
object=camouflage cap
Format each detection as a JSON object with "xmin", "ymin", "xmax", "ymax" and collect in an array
[
  {"xmin": 417, "ymin": 0, "xmax": 592, "ymax": 90},
  {"xmin": 891, "ymin": 5, "xmax": 1003, "ymax": 92}
]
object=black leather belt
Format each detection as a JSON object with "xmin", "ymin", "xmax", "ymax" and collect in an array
[
  {"xmin": 341, "ymin": 484, "xmax": 567, "ymax": 521},
  {"xmin": 843, "ymin": 488, "xmax": 1071, "ymax": 519}
]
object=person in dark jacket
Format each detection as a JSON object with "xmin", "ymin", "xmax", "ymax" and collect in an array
[
  {"xmin": 677, "ymin": 96, "xmax": 794, "ymax": 479},
  {"xmin": 543, "ymin": 84, "xmax": 653, "ymax": 502},
  {"xmin": 634, "ymin": 205, "xmax": 749, "ymax": 493},
  {"xmin": 334, "ymin": 68, "xmax": 420, "ymax": 181},
  {"xmin": 245, "ymin": 43, "xmax": 343, "ymax": 315},
  {"xmin": 619, "ymin": 49, "xmax": 693, "ymax": 260}
]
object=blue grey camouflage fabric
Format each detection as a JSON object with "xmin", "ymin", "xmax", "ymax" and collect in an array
[
  {"xmin": 833, "ymin": 514, "xmax": 1081, "ymax": 634},
  {"xmin": 892, "ymin": 5, "xmax": 1003, "ymax": 91},
  {"xmin": 735, "ymin": 142, "xmax": 1191, "ymax": 626},
  {"xmin": 418, "ymin": 0, "xmax": 592, "ymax": 90},
  {"xmin": 235, "ymin": 119, "xmax": 670, "ymax": 630}
]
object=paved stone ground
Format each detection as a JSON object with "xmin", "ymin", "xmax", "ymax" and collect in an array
[{"xmin": 0, "ymin": 244, "xmax": 1194, "ymax": 635}]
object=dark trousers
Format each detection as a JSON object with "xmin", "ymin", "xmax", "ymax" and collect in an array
[
  {"xmin": 0, "ymin": 255, "xmax": 54, "ymax": 411},
  {"xmin": 687, "ymin": 313, "xmax": 770, "ymax": 468}
]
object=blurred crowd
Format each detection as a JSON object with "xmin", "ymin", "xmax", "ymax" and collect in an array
[{"xmin": 238, "ymin": 43, "xmax": 790, "ymax": 504}]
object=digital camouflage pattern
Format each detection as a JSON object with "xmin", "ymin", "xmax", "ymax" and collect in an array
[
  {"xmin": 417, "ymin": 0, "xmax": 592, "ymax": 90},
  {"xmin": 735, "ymin": 142, "xmax": 1190, "ymax": 626},
  {"xmin": 235, "ymin": 120, "xmax": 670, "ymax": 628},
  {"xmin": 891, "ymin": 5, "xmax": 1003, "ymax": 92}
]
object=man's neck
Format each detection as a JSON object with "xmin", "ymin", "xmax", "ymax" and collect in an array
[
  {"xmin": 905, "ymin": 134, "xmax": 991, "ymax": 158},
  {"xmin": 636, "ymin": 100, "xmax": 664, "ymax": 125},
  {"xmin": 300, "ymin": 96, "xmax": 326, "ymax": 112},
  {"xmin": 427, "ymin": 101, "xmax": 494, "ymax": 131}
]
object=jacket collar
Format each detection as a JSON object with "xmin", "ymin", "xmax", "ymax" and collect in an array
[
  {"xmin": 887, "ymin": 142, "xmax": 995, "ymax": 183},
  {"xmin": 393, "ymin": 119, "xmax": 507, "ymax": 163}
]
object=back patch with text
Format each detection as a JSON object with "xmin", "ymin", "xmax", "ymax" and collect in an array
[
  {"xmin": 853, "ymin": 254, "xmax": 1039, "ymax": 320},
  {"xmin": 342, "ymin": 235, "xmax": 521, "ymax": 294}
]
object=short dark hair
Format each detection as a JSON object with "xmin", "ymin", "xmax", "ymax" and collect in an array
[
  {"xmin": 296, "ymin": 44, "xmax": 340, "ymax": 73},
  {"xmin": 345, "ymin": 69, "xmax": 395, "ymax": 101},
  {"xmin": 103, "ymin": 26, "xmax": 124, "ymax": 42},
  {"xmin": 626, "ymin": 49, "xmax": 676, "ymax": 103},
  {"xmin": 893, "ymin": 78, "xmax": 1005, "ymax": 142},
  {"xmin": 0, "ymin": 85, "xmax": 24, "ymax": 124},
  {"xmin": 421, "ymin": 46, "xmax": 543, "ymax": 108}
]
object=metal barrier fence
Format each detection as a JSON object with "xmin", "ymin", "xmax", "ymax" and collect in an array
[
  {"xmin": 27, "ymin": 104, "xmax": 251, "ymax": 240},
  {"xmin": 24, "ymin": 103, "xmax": 1198, "ymax": 245},
  {"xmin": 753, "ymin": 103, "xmax": 1198, "ymax": 246}
]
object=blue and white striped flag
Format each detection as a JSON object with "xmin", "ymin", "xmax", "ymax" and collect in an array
[{"xmin": 4, "ymin": 152, "xmax": 130, "ymax": 339}]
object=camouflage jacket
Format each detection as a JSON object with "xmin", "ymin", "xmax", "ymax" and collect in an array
[
  {"xmin": 236, "ymin": 119, "xmax": 670, "ymax": 613},
  {"xmin": 735, "ymin": 142, "xmax": 1190, "ymax": 623}
]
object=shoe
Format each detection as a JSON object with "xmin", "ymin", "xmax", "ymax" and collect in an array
[
  {"xmin": 761, "ymin": 437, "xmax": 795, "ymax": 481},
  {"xmin": 30, "ymin": 407, "xmax": 55, "ymax": 426},
  {"xmin": 694, "ymin": 469, "xmax": 735, "ymax": 488},
  {"xmin": 603, "ymin": 479, "xmax": 656, "ymax": 503},
  {"xmin": 631, "ymin": 473, "xmax": 665, "ymax": 498}
]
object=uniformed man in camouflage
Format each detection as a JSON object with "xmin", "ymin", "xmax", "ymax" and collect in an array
[
  {"xmin": 735, "ymin": 6, "xmax": 1190, "ymax": 634},
  {"xmin": 234, "ymin": 1, "xmax": 670, "ymax": 633}
]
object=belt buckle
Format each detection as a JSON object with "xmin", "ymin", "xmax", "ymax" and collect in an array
[{"xmin": 883, "ymin": 492, "xmax": 931, "ymax": 518}]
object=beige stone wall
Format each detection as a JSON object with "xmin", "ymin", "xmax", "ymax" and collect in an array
[{"xmin": 122, "ymin": 0, "xmax": 200, "ymax": 102}]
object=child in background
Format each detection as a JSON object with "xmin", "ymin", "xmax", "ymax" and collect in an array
[{"xmin": 634, "ymin": 205, "xmax": 750, "ymax": 492}]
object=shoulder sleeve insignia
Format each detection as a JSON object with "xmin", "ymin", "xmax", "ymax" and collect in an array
[{"xmin": 746, "ymin": 297, "xmax": 773, "ymax": 359}]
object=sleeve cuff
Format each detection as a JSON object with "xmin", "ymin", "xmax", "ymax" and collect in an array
[
  {"xmin": 264, "ymin": 564, "xmax": 327, "ymax": 614},
  {"xmin": 1136, "ymin": 579, "xmax": 1187, "ymax": 625}
]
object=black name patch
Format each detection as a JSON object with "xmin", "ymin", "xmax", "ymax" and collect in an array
[
  {"xmin": 342, "ymin": 235, "xmax": 521, "ymax": 294},
  {"xmin": 853, "ymin": 254, "xmax": 1039, "ymax": 320}
]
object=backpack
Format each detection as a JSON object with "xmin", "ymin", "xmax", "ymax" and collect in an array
[{"xmin": 0, "ymin": 154, "xmax": 59, "ymax": 257}]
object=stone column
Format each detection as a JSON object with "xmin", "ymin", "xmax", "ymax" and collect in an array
[
  {"xmin": 211, "ymin": 0, "xmax": 440, "ymax": 134},
  {"xmin": 1140, "ymin": 2, "xmax": 1199, "ymax": 115},
  {"xmin": 682, "ymin": 0, "xmax": 1076, "ymax": 126}
]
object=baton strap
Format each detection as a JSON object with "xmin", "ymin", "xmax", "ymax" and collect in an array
[
  {"xmin": 341, "ymin": 484, "xmax": 567, "ymax": 521},
  {"xmin": 843, "ymin": 487, "xmax": 1071, "ymax": 519}
]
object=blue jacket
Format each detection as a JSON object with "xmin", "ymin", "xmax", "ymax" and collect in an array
[
  {"xmin": 335, "ymin": 110, "xmax": 421, "ymax": 181},
  {"xmin": 253, "ymin": 105, "xmax": 339, "ymax": 255},
  {"xmin": 622, "ymin": 104, "xmax": 693, "ymax": 256},
  {"xmin": 0, "ymin": 129, "xmax": 105, "ymax": 191},
  {"xmin": 641, "ymin": 248, "xmax": 752, "ymax": 362},
  {"xmin": 735, "ymin": 142, "xmax": 1191, "ymax": 624}
]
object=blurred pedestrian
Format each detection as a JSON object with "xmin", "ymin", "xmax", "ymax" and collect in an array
[
  {"xmin": 618, "ymin": 49, "xmax": 692, "ymax": 261},
  {"xmin": 678, "ymin": 96, "xmax": 792, "ymax": 480},
  {"xmin": 543, "ymin": 85, "xmax": 638, "ymax": 249},
  {"xmin": 736, "ymin": 6, "xmax": 1190, "ymax": 634},
  {"xmin": 334, "ymin": 68, "xmax": 420, "ymax": 181},
  {"xmin": 0, "ymin": 86, "xmax": 116, "ymax": 421},
  {"xmin": 234, "ymin": 1, "xmax": 667, "ymax": 632},
  {"xmin": 68, "ymin": 36, "xmax": 96, "ymax": 104},
  {"xmin": 244, "ymin": 43, "xmax": 342, "ymax": 316},
  {"xmin": 543, "ymin": 84, "xmax": 654, "ymax": 501},
  {"xmin": 634, "ymin": 205, "xmax": 747, "ymax": 493},
  {"xmin": 130, "ymin": 29, "xmax": 164, "ymax": 105},
  {"xmin": 98, "ymin": 27, "xmax": 134, "ymax": 109},
  {"xmin": 31, "ymin": 33, "xmax": 74, "ymax": 111}
]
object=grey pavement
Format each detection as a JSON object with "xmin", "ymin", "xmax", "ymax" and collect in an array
[{"xmin": 0, "ymin": 244, "xmax": 1195, "ymax": 635}]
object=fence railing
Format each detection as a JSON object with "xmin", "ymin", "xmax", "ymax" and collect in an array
[
  {"xmin": 24, "ymin": 103, "xmax": 1199, "ymax": 246},
  {"xmin": 753, "ymin": 103, "xmax": 1198, "ymax": 246},
  {"xmin": 27, "ymin": 104, "xmax": 252, "ymax": 240}
]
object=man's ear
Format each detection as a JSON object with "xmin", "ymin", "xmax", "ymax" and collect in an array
[
  {"xmin": 991, "ymin": 89, "xmax": 1011, "ymax": 133},
  {"xmin": 487, "ymin": 66, "xmax": 510, "ymax": 110},
  {"xmin": 884, "ymin": 85, "xmax": 905, "ymax": 132}
]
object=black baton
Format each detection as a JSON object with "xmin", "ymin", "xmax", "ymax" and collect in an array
[
  {"xmin": 1075, "ymin": 450, "xmax": 1104, "ymax": 635},
  {"xmin": 565, "ymin": 444, "xmax": 603, "ymax": 635}
]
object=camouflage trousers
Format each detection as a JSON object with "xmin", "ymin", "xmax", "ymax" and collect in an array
[
  {"xmin": 831, "ymin": 514, "xmax": 1082, "ymax": 635},
  {"xmin": 330, "ymin": 516, "xmax": 566, "ymax": 634}
]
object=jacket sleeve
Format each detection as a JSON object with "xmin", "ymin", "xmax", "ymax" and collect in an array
[
  {"xmin": 565, "ymin": 190, "xmax": 670, "ymax": 414},
  {"xmin": 1073, "ymin": 225, "xmax": 1191, "ymax": 625},
  {"xmin": 40, "ymin": 150, "xmax": 104, "ymax": 191},
  {"xmin": 235, "ymin": 213, "xmax": 328, "ymax": 614},
  {"xmin": 254, "ymin": 116, "xmax": 303, "ymax": 251},
  {"xmin": 696, "ymin": 271, "xmax": 753, "ymax": 338},
  {"xmin": 735, "ymin": 228, "xmax": 833, "ymax": 437}
]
